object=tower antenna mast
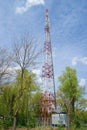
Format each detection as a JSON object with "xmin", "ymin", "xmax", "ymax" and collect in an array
[{"xmin": 40, "ymin": 9, "xmax": 56, "ymax": 125}]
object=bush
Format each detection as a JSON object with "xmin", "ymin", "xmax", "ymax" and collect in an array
[
  {"xmin": 27, "ymin": 117, "xmax": 36, "ymax": 128},
  {"xmin": 0, "ymin": 117, "xmax": 12, "ymax": 129}
]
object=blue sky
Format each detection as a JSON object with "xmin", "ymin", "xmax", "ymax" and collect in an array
[{"xmin": 0, "ymin": 0, "xmax": 87, "ymax": 97}]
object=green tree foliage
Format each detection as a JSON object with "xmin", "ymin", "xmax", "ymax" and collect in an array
[
  {"xmin": 57, "ymin": 66, "xmax": 81, "ymax": 130},
  {"xmin": 75, "ymin": 98, "xmax": 87, "ymax": 125},
  {"xmin": 15, "ymin": 70, "xmax": 40, "ymax": 127},
  {"xmin": 0, "ymin": 70, "xmax": 40, "ymax": 129},
  {"xmin": 0, "ymin": 84, "xmax": 17, "ymax": 128}
]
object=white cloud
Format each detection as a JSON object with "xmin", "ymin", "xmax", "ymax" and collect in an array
[
  {"xmin": 32, "ymin": 69, "xmax": 41, "ymax": 75},
  {"xmin": 32, "ymin": 69, "xmax": 42, "ymax": 84},
  {"xmin": 0, "ymin": 66, "xmax": 20, "ymax": 74},
  {"xmin": 79, "ymin": 78, "xmax": 86, "ymax": 86},
  {"xmin": 80, "ymin": 57, "xmax": 87, "ymax": 64},
  {"xmin": 72, "ymin": 57, "xmax": 87, "ymax": 66},
  {"xmin": 72, "ymin": 57, "xmax": 78, "ymax": 66},
  {"xmin": 16, "ymin": 0, "xmax": 45, "ymax": 14}
]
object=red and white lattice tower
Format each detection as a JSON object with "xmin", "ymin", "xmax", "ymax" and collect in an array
[{"xmin": 40, "ymin": 9, "xmax": 56, "ymax": 125}]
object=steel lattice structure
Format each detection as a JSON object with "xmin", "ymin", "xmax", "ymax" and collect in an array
[{"xmin": 39, "ymin": 9, "xmax": 56, "ymax": 125}]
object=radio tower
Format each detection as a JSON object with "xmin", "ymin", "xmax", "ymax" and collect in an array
[{"xmin": 40, "ymin": 9, "xmax": 56, "ymax": 125}]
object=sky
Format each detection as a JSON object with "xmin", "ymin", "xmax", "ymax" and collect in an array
[{"xmin": 0, "ymin": 0, "xmax": 87, "ymax": 98}]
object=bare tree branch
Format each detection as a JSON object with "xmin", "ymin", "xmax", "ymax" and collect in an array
[
  {"xmin": 12, "ymin": 36, "xmax": 41, "ymax": 70},
  {"xmin": 0, "ymin": 48, "xmax": 12, "ymax": 83}
]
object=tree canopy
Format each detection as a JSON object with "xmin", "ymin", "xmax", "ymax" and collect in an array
[{"xmin": 57, "ymin": 66, "xmax": 82, "ymax": 130}]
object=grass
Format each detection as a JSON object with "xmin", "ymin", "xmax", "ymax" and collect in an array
[
  {"xmin": 76, "ymin": 126, "xmax": 87, "ymax": 130},
  {"xmin": 2, "ymin": 126, "xmax": 87, "ymax": 130}
]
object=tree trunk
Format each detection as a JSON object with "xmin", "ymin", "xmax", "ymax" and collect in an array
[
  {"xmin": 12, "ymin": 69, "xmax": 24, "ymax": 130},
  {"xmin": 71, "ymin": 98, "xmax": 75, "ymax": 113},
  {"xmin": 13, "ymin": 112, "xmax": 17, "ymax": 130},
  {"xmin": 66, "ymin": 109, "xmax": 71, "ymax": 130}
]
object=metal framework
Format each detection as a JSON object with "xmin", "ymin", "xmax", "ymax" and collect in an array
[{"xmin": 40, "ymin": 9, "xmax": 56, "ymax": 125}]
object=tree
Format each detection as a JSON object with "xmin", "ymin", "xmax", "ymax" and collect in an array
[
  {"xmin": 0, "ymin": 69, "xmax": 40, "ymax": 129},
  {"xmin": 0, "ymin": 83, "xmax": 17, "ymax": 129},
  {"xmin": 12, "ymin": 36, "xmax": 40, "ymax": 130},
  {"xmin": 0, "ymin": 48, "xmax": 11, "ymax": 86},
  {"xmin": 75, "ymin": 98, "xmax": 87, "ymax": 125},
  {"xmin": 57, "ymin": 66, "xmax": 81, "ymax": 130},
  {"xmin": 15, "ymin": 69, "xmax": 40, "ymax": 128}
]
